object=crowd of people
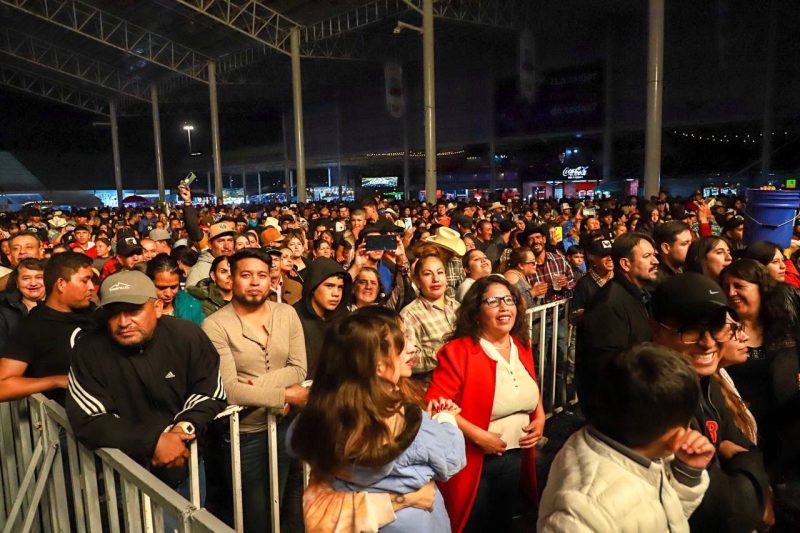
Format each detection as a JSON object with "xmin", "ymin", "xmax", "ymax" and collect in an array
[{"xmin": 0, "ymin": 183, "xmax": 798, "ymax": 532}]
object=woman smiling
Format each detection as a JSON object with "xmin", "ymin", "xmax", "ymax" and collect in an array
[{"xmin": 427, "ymin": 276, "xmax": 544, "ymax": 533}]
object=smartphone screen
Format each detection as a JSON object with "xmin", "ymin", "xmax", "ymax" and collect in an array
[{"xmin": 365, "ymin": 235, "xmax": 396, "ymax": 251}]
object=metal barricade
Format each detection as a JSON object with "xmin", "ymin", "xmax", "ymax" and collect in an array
[
  {"xmin": 0, "ymin": 393, "xmax": 233, "ymax": 533},
  {"xmin": 526, "ymin": 298, "xmax": 579, "ymax": 419},
  {"xmin": 187, "ymin": 405, "xmax": 306, "ymax": 533},
  {"xmin": 188, "ymin": 404, "xmax": 244, "ymax": 533}
]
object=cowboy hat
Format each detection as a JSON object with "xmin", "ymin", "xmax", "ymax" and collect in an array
[{"xmin": 424, "ymin": 226, "xmax": 466, "ymax": 257}]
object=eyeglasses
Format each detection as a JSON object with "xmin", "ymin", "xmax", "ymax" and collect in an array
[
  {"xmin": 480, "ymin": 295, "xmax": 518, "ymax": 308},
  {"xmin": 657, "ymin": 321, "xmax": 744, "ymax": 344}
]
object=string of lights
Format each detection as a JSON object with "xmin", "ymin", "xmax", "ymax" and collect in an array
[
  {"xmin": 364, "ymin": 149, "xmax": 466, "ymax": 159},
  {"xmin": 670, "ymin": 129, "xmax": 793, "ymax": 144}
]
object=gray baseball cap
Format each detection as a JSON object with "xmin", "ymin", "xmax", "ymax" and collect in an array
[
  {"xmin": 148, "ymin": 228, "xmax": 172, "ymax": 242},
  {"xmin": 100, "ymin": 270, "xmax": 157, "ymax": 307}
]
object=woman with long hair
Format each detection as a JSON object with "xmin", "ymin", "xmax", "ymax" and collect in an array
[
  {"xmin": 399, "ymin": 252, "xmax": 459, "ymax": 385},
  {"xmin": 427, "ymin": 276, "xmax": 545, "ymax": 533},
  {"xmin": 721, "ymin": 259, "xmax": 800, "ymax": 529},
  {"xmin": 685, "ymin": 236, "xmax": 732, "ymax": 282},
  {"xmin": 291, "ymin": 309, "xmax": 466, "ymax": 532},
  {"xmin": 145, "ymin": 253, "xmax": 204, "ymax": 325},
  {"xmin": 740, "ymin": 240, "xmax": 800, "ymax": 288}
]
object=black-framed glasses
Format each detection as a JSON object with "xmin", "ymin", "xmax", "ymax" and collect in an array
[
  {"xmin": 657, "ymin": 321, "xmax": 744, "ymax": 344},
  {"xmin": 480, "ymin": 295, "xmax": 518, "ymax": 308}
]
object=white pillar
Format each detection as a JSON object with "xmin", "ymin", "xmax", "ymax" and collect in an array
[
  {"xmin": 290, "ymin": 28, "xmax": 307, "ymax": 202},
  {"xmin": 422, "ymin": 0, "xmax": 437, "ymax": 202},
  {"xmin": 150, "ymin": 84, "xmax": 165, "ymax": 203},
  {"xmin": 643, "ymin": 0, "xmax": 664, "ymax": 198},
  {"xmin": 109, "ymin": 100, "xmax": 123, "ymax": 207},
  {"xmin": 208, "ymin": 61, "xmax": 223, "ymax": 204}
]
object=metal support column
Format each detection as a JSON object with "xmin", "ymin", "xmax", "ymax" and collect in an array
[
  {"xmin": 643, "ymin": 0, "xmax": 664, "ymax": 198},
  {"xmin": 290, "ymin": 28, "xmax": 307, "ymax": 203},
  {"xmin": 208, "ymin": 61, "xmax": 223, "ymax": 204},
  {"xmin": 602, "ymin": 22, "xmax": 613, "ymax": 183},
  {"xmin": 422, "ymin": 0, "xmax": 437, "ymax": 202},
  {"xmin": 282, "ymin": 111, "xmax": 291, "ymax": 200},
  {"xmin": 241, "ymin": 171, "xmax": 247, "ymax": 201},
  {"xmin": 336, "ymin": 95, "xmax": 344, "ymax": 200},
  {"xmin": 150, "ymin": 84, "xmax": 165, "ymax": 203},
  {"xmin": 257, "ymin": 172, "xmax": 262, "ymax": 200},
  {"xmin": 109, "ymin": 100, "xmax": 123, "ymax": 207},
  {"xmin": 403, "ymin": 114, "xmax": 410, "ymax": 200},
  {"xmin": 761, "ymin": 0, "xmax": 777, "ymax": 180},
  {"xmin": 488, "ymin": 56, "xmax": 497, "ymax": 197},
  {"xmin": 489, "ymin": 139, "xmax": 496, "ymax": 198}
]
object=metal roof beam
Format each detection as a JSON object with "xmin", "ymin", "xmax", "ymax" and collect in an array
[
  {"xmin": 0, "ymin": 29, "xmax": 149, "ymax": 101},
  {"xmin": 0, "ymin": 64, "xmax": 110, "ymax": 115},
  {"xmin": 429, "ymin": 0, "xmax": 522, "ymax": 30},
  {"xmin": 173, "ymin": 0, "xmax": 298, "ymax": 57},
  {"xmin": 299, "ymin": 0, "xmax": 409, "ymax": 51},
  {"xmin": 302, "ymin": 0, "xmax": 521, "ymax": 48},
  {"xmin": 0, "ymin": 0, "xmax": 211, "ymax": 82}
]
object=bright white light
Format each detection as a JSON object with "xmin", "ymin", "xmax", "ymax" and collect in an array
[
  {"xmin": 183, "ymin": 124, "xmax": 195, "ymax": 131},
  {"xmin": 574, "ymin": 149, "xmax": 579, "ymax": 153}
]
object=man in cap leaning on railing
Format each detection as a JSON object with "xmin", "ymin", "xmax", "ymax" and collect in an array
[{"xmin": 66, "ymin": 270, "xmax": 226, "ymax": 494}]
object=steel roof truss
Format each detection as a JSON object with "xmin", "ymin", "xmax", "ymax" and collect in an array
[
  {"xmin": 0, "ymin": 64, "xmax": 110, "ymax": 115},
  {"xmin": 0, "ymin": 29, "xmax": 149, "ymax": 101},
  {"xmin": 0, "ymin": 0, "xmax": 211, "ymax": 82}
]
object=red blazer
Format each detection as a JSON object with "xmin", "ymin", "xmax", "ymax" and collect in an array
[{"xmin": 426, "ymin": 335, "xmax": 539, "ymax": 533}]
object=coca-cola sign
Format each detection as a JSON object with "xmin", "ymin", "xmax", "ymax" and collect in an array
[{"xmin": 562, "ymin": 166, "xmax": 589, "ymax": 179}]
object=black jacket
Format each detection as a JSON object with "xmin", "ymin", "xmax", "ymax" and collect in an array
[
  {"xmin": 575, "ymin": 273, "xmax": 653, "ymax": 417},
  {"xmin": 66, "ymin": 316, "xmax": 226, "ymax": 486},
  {"xmin": 0, "ymin": 289, "xmax": 30, "ymax": 349},
  {"xmin": 689, "ymin": 376, "xmax": 770, "ymax": 533},
  {"xmin": 293, "ymin": 258, "xmax": 352, "ymax": 379}
]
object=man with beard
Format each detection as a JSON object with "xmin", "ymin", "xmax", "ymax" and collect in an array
[
  {"xmin": 575, "ymin": 232, "xmax": 659, "ymax": 418},
  {"xmin": 0, "ymin": 252, "xmax": 96, "ymax": 404},
  {"xmin": 202, "ymin": 248, "xmax": 307, "ymax": 532},
  {"xmin": 524, "ymin": 225, "xmax": 574, "ymax": 303},
  {"xmin": 67, "ymin": 269, "xmax": 226, "ymax": 502}
]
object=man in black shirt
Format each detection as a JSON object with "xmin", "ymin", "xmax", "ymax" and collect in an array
[
  {"xmin": 571, "ymin": 239, "xmax": 614, "ymax": 316},
  {"xmin": 67, "ymin": 269, "xmax": 226, "ymax": 489},
  {"xmin": 0, "ymin": 252, "xmax": 96, "ymax": 403}
]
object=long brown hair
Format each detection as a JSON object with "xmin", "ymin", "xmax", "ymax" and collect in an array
[
  {"xmin": 290, "ymin": 310, "xmax": 422, "ymax": 480},
  {"xmin": 448, "ymin": 275, "xmax": 530, "ymax": 349},
  {"xmin": 713, "ymin": 373, "xmax": 757, "ymax": 444}
]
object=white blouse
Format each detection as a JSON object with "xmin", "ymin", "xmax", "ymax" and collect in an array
[{"xmin": 479, "ymin": 338, "xmax": 539, "ymax": 449}]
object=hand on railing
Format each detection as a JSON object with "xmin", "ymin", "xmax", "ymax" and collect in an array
[{"xmin": 152, "ymin": 427, "xmax": 194, "ymax": 468}]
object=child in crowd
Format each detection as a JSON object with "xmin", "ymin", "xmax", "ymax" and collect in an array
[{"xmin": 537, "ymin": 343, "xmax": 714, "ymax": 532}]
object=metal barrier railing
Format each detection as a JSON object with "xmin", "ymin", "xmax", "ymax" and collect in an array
[
  {"xmin": 0, "ymin": 394, "xmax": 233, "ymax": 533},
  {"xmin": 187, "ymin": 406, "xmax": 302, "ymax": 533},
  {"xmin": 526, "ymin": 298, "xmax": 579, "ymax": 419}
]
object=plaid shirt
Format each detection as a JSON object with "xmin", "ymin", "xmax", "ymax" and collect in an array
[
  {"xmin": 400, "ymin": 295, "xmax": 460, "ymax": 374},
  {"xmin": 532, "ymin": 251, "xmax": 575, "ymax": 303},
  {"xmin": 445, "ymin": 257, "xmax": 466, "ymax": 300}
]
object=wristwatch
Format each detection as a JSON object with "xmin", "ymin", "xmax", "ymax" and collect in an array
[
  {"xmin": 392, "ymin": 494, "xmax": 405, "ymax": 505},
  {"xmin": 175, "ymin": 421, "xmax": 195, "ymax": 435}
]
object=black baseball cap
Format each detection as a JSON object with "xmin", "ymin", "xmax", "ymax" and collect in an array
[
  {"xmin": 586, "ymin": 239, "xmax": 613, "ymax": 257},
  {"xmin": 652, "ymin": 273, "xmax": 737, "ymax": 329}
]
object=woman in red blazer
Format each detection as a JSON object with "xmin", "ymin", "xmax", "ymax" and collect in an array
[{"xmin": 426, "ymin": 276, "xmax": 545, "ymax": 533}]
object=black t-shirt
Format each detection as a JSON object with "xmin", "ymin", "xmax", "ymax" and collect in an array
[{"xmin": 3, "ymin": 304, "xmax": 99, "ymax": 403}]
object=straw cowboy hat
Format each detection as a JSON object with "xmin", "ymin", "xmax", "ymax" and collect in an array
[
  {"xmin": 489, "ymin": 201, "xmax": 504, "ymax": 212},
  {"xmin": 425, "ymin": 226, "xmax": 466, "ymax": 257}
]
